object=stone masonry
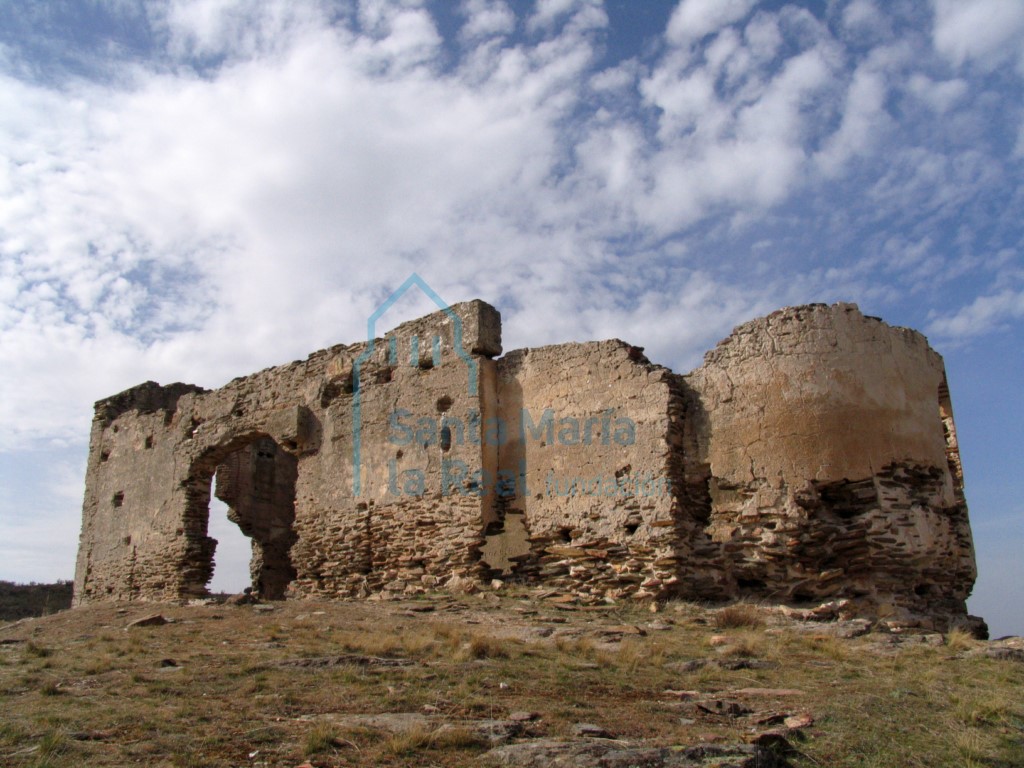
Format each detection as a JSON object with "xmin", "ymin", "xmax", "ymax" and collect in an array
[{"xmin": 73, "ymin": 301, "xmax": 978, "ymax": 627}]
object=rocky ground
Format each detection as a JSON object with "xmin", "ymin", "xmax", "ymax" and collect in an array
[{"xmin": 1, "ymin": 590, "xmax": 1022, "ymax": 767}]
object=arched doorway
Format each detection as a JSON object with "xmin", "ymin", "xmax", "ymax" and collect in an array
[
  {"xmin": 183, "ymin": 433, "xmax": 298, "ymax": 600},
  {"xmin": 207, "ymin": 497, "xmax": 252, "ymax": 594}
]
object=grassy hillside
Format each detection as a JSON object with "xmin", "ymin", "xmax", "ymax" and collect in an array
[{"xmin": 0, "ymin": 592, "xmax": 1021, "ymax": 767}]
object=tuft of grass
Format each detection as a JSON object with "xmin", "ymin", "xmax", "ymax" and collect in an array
[
  {"xmin": 955, "ymin": 692, "xmax": 1019, "ymax": 727},
  {"xmin": 0, "ymin": 722, "xmax": 24, "ymax": 745},
  {"xmin": 954, "ymin": 728, "xmax": 987, "ymax": 768},
  {"xmin": 720, "ymin": 632, "xmax": 767, "ymax": 659},
  {"xmin": 555, "ymin": 635, "xmax": 596, "ymax": 659},
  {"xmin": 35, "ymin": 729, "xmax": 70, "ymax": 762},
  {"xmin": 713, "ymin": 602, "xmax": 765, "ymax": 629},
  {"xmin": 304, "ymin": 723, "xmax": 341, "ymax": 756},
  {"xmin": 460, "ymin": 633, "xmax": 512, "ymax": 660},
  {"xmin": 799, "ymin": 633, "xmax": 849, "ymax": 661},
  {"xmin": 386, "ymin": 725, "xmax": 484, "ymax": 756},
  {"xmin": 401, "ymin": 627, "xmax": 439, "ymax": 656},
  {"xmin": 385, "ymin": 725, "xmax": 432, "ymax": 756},
  {"xmin": 609, "ymin": 638, "xmax": 662, "ymax": 672},
  {"xmin": 245, "ymin": 672, "xmax": 268, "ymax": 694},
  {"xmin": 170, "ymin": 744, "xmax": 215, "ymax": 768},
  {"xmin": 24, "ymin": 642, "xmax": 53, "ymax": 659},
  {"xmin": 39, "ymin": 680, "xmax": 63, "ymax": 696},
  {"xmin": 81, "ymin": 658, "xmax": 116, "ymax": 676},
  {"xmin": 946, "ymin": 627, "xmax": 980, "ymax": 653}
]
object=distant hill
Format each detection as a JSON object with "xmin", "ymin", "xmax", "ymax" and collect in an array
[{"xmin": 0, "ymin": 580, "xmax": 73, "ymax": 620}]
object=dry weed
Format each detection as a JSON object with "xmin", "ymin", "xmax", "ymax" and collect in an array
[
  {"xmin": 713, "ymin": 603, "xmax": 765, "ymax": 630},
  {"xmin": 386, "ymin": 725, "xmax": 483, "ymax": 756},
  {"xmin": 945, "ymin": 627, "xmax": 980, "ymax": 653}
]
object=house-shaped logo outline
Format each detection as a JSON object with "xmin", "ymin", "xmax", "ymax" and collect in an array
[{"xmin": 351, "ymin": 273, "xmax": 478, "ymax": 495}]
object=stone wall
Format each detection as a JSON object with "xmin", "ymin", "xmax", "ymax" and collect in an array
[
  {"xmin": 487, "ymin": 341, "xmax": 679, "ymax": 598},
  {"xmin": 74, "ymin": 300, "xmax": 500, "ymax": 604},
  {"xmin": 682, "ymin": 303, "xmax": 976, "ymax": 618},
  {"xmin": 73, "ymin": 300, "xmax": 979, "ymax": 626}
]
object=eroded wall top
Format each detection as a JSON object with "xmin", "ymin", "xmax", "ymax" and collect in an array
[{"xmin": 687, "ymin": 302, "xmax": 953, "ymax": 490}]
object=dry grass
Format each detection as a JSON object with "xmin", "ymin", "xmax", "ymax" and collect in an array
[
  {"xmin": 386, "ymin": 725, "xmax": 485, "ymax": 756},
  {"xmin": 796, "ymin": 633, "xmax": 849, "ymax": 661},
  {"xmin": 718, "ymin": 631, "xmax": 768, "ymax": 658},
  {"xmin": 303, "ymin": 723, "xmax": 341, "ymax": 756},
  {"xmin": 23, "ymin": 642, "xmax": 53, "ymax": 659},
  {"xmin": 946, "ymin": 627, "xmax": 981, "ymax": 652},
  {"xmin": 458, "ymin": 632, "xmax": 513, "ymax": 660},
  {"xmin": 0, "ymin": 598, "xmax": 1020, "ymax": 767},
  {"xmin": 712, "ymin": 602, "xmax": 766, "ymax": 629}
]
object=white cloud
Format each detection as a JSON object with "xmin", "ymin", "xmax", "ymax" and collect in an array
[
  {"xmin": 666, "ymin": 0, "xmax": 757, "ymax": 47},
  {"xmin": 634, "ymin": 12, "xmax": 843, "ymax": 234},
  {"xmin": 527, "ymin": 0, "xmax": 605, "ymax": 34},
  {"xmin": 932, "ymin": 0, "xmax": 1024, "ymax": 74},
  {"xmin": 742, "ymin": 12, "xmax": 782, "ymax": 62},
  {"xmin": 460, "ymin": 0, "xmax": 515, "ymax": 42},
  {"xmin": 842, "ymin": 0, "xmax": 891, "ymax": 40},
  {"xmin": 927, "ymin": 288, "xmax": 1024, "ymax": 339},
  {"xmin": 814, "ymin": 62, "xmax": 889, "ymax": 176},
  {"xmin": 906, "ymin": 73, "xmax": 968, "ymax": 113},
  {"xmin": 154, "ymin": 0, "xmax": 331, "ymax": 62}
]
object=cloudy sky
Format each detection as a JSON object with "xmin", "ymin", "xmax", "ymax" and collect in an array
[{"xmin": 0, "ymin": 0, "xmax": 1021, "ymax": 635}]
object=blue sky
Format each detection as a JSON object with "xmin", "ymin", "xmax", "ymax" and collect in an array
[{"xmin": 0, "ymin": 0, "xmax": 1021, "ymax": 636}]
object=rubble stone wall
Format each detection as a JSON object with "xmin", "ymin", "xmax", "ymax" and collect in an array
[
  {"xmin": 683, "ymin": 303, "xmax": 976, "ymax": 616},
  {"xmin": 73, "ymin": 300, "xmax": 979, "ymax": 625},
  {"xmin": 488, "ymin": 341, "xmax": 678, "ymax": 598}
]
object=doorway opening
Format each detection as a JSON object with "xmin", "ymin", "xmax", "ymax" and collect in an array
[
  {"xmin": 207, "ymin": 496, "xmax": 252, "ymax": 595},
  {"xmin": 184, "ymin": 433, "xmax": 298, "ymax": 600}
]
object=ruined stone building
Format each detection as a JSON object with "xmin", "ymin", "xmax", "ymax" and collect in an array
[{"xmin": 73, "ymin": 300, "xmax": 978, "ymax": 626}]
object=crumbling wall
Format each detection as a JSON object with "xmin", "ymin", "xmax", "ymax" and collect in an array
[
  {"xmin": 287, "ymin": 301, "xmax": 500, "ymax": 599},
  {"xmin": 684, "ymin": 303, "xmax": 976, "ymax": 618},
  {"xmin": 73, "ymin": 382, "xmax": 207, "ymax": 603},
  {"xmin": 74, "ymin": 300, "xmax": 501, "ymax": 605},
  {"xmin": 73, "ymin": 299, "xmax": 978, "ymax": 625},
  {"xmin": 487, "ymin": 341, "xmax": 679, "ymax": 598}
]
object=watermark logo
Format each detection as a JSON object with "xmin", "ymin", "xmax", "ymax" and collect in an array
[
  {"xmin": 353, "ymin": 274, "xmax": 668, "ymax": 500},
  {"xmin": 352, "ymin": 273, "xmax": 477, "ymax": 495}
]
